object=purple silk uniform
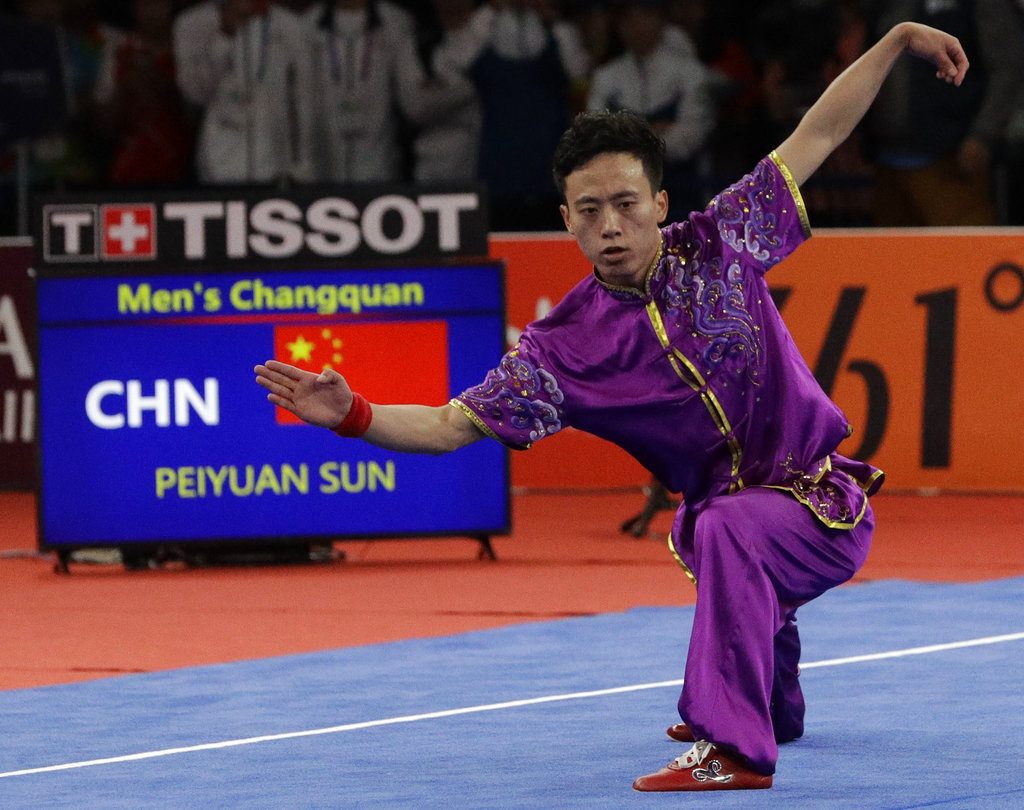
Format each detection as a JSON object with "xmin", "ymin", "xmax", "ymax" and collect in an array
[{"xmin": 452, "ymin": 152, "xmax": 883, "ymax": 774}]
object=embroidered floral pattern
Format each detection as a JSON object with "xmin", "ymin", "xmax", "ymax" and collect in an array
[
  {"xmin": 661, "ymin": 250, "xmax": 762, "ymax": 382},
  {"xmin": 656, "ymin": 157, "xmax": 797, "ymax": 381},
  {"xmin": 458, "ymin": 349, "xmax": 565, "ymax": 444},
  {"xmin": 779, "ymin": 453, "xmax": 854, "ymax": 526},
  {"xmin": 713, "ymin": 160, "xmax": 787, "ymax": 268}
]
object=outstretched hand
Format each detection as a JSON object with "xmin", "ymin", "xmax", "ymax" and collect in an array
[
  {"xmin": 254, "ymin": 360, "xmax": 352, "ymax": 428},
  {"xmin": 899, "ymin": 21, "xmax": 969, "ymax": 86}
]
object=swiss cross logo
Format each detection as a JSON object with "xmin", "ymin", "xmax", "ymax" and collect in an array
[{"xmin": 101, "ymin": 204, "xmax": 156, "ymax": 260}]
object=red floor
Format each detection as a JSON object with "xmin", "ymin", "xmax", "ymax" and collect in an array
[{"xmin": 2, "ymin": 490, "xmax": 1022, "ymax": 691}]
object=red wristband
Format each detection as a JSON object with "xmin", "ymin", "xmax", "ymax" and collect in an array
[{"xmin": 332, "ymin": 393, "xmax": 373, "ymax": 438}]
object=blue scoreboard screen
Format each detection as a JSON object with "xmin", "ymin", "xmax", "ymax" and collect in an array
[{"xmin": 35, "ymin": 263, "xmax": 509, "ymax": 549}]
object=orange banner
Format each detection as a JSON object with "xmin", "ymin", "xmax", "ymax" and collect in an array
[{"xmin": 490, "ymin": 230, "xmax": 1024, "ymax": 493}]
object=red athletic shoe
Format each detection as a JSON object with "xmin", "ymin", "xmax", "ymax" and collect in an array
[
  {"xmin": 632, "ymin": 740, "xmax": 773, "ymax": 792},
  {"xmin": 666, "ymin": 722, "xmax": 694, "ymax": 742},
  {"xmin": 669, "ymin": 720, "xmax": 802, "ymax": 745}
]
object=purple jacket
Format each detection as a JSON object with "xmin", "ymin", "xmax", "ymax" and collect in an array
[{"xmin": 453, "ymin": 152, "xmax": 883, "ymax": 533}]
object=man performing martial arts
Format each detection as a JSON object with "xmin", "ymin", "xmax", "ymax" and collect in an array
[{"xmin": 255, "ymin": 22, "xmax": 969, "ymax": 791}]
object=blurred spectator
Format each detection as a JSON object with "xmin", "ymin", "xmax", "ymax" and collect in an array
[
  {"xmin": 377, "ymin": 0, "xmax": 417, "ymax": 33},
  {"xmin": 665, "ymin": 0, "xmax": 764, "ymax": 181},
  {"xmin": 564, "ymin": 1, "xmax": 614, "ymax": 68},
  {"xmin": 1000, "ymin": 0, "xmax": 1024, "ymax": 224},
  {"xmin": 808, "ymin": 0, "xmax": 875, "ymax": 225},
  {"xmin": 557, "ymin": 1, "xmax": 613, "ymax": 114},
  {"xmin": 441, "ymin": 0, "xmax": 572, "ymax": 229},
  {"xmin": 93, "ymin": 0, "xmax": 193, "ymax": 185},
  {"xmin": 414, "ymin": 0, "xmax": 483, "ymax": 183},
  {"xmin": 755, "ymin": 1, "xmax": 842, "ymax": 147},
  {"xmin": 274, "ymin": 0, "xmax": 320, "ymax": 11},
  {"xmin": 587, "ymin": 0, "xmax": 714, "ymax": 218},
  {"xmin": 866, "ymin": 0, "xmax": 1024, "ymax": 226},
  {"xmin": 15, "ymin": 0, "xmax": 109, "ymax": 188},
  {"xmin": 173, "ymin": 0, "xmax": 314, "ymax": 184},
  {"xmin": 660, "ymin": 1, "xmax": 699, "ymax": 59},
  {"xmin": 1006, "ymin": 99, "xmax": 1024, "ymax": 225},
  {"xmin": 550, "ymin": 3, "xmax": 593, "ymax": 100},
  {"xmin": 4, "ymin": 0, "xmax": 1023, "ymax": 233},
  {"xmin": 754, "ymin": 0, "xmax": 879, "ymax": 225},
  {"xmin": 303, "ymin": 0, "xmax": 448, "ymax": 183}
]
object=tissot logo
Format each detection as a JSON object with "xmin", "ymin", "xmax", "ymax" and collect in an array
[
  {"xmin": 102, "ymin": 205, "xmax": 156, "ymax": 260},
  {"xmin": 38, "ymin": 189, "xmax": 487, "ymax": 268},
  {"xmin": 43, "ymin": 203, "xmax": 157, "ymax": 262}
]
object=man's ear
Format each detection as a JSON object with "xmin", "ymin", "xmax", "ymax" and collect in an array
[
  {"xmin": 560, "ymin": 204, "xmax": 573, "ymax": 233},
  {"xmin": 655, "ymin": 190, "xmax": 669, "ymax": 224}
]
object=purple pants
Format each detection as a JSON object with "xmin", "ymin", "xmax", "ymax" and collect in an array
[{"xmin": 672, "ymin": 486, "xmax": 874, "ymax": 774}]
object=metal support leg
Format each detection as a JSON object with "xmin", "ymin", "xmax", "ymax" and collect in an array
[{"xmin": 474, "ymin": 535, "xmax": 497, "ymax": 561}]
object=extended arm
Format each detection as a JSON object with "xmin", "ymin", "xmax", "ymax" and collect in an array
[
  {"xmin": 775, "ymin": 22, "xmax": 969, "ymax": 187},
  {"xmin": 254, "ymin": 360, "xmax": 483, "ymax": 454}
]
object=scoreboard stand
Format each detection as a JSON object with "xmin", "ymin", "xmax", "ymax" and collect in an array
[{"xmin": 52, "ymin": 535, "xmax": 496, "ymax": 574}]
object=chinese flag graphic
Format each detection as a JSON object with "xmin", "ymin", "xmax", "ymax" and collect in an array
[{"xmin": 272, "ymin": 321, "xmax": 450, "ymax": 424}]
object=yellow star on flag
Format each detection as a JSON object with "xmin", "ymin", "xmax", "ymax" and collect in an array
[{"xmin": 286, "ymin": 334, "xmax": 316, "ymax": 362}]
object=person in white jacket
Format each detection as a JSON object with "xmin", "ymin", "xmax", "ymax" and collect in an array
[
  {"xmin": 414, "ymin": 0, "xmax": 589, "ymax": 185},
  {"xmin": 587, "ymin": 0, "xmax": 714, "ymax": 216},
  {"xmin": 173, "ymin": 0, "xmax": 314, "ymax": 184},
  {"xmin": 431, "ymin": 0, "xmax": 575, "ymax": 227},
  {"xmin": 304, "ymin": 0, "xmax": 447, "ymax": 183},
  {"xmin": 413, "ymin": 0, "xmax": 482, "ymax": 183}
]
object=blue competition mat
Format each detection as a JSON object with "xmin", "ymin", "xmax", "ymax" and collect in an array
[{"xmin": 1, "ymin": 578, "xmax": 1022, "ymax": 808}]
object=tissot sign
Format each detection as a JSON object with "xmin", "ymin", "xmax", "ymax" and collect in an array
[
  {"xmin": 33, "ymin": 185, "xmax": 507, "ymax": 550},
  {"xmin": 36, "ymin": 186, "xmax": 487, "ymax": 269}
]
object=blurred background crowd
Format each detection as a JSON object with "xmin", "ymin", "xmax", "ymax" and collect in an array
[{"xmin": 2, "ymin": 0, "xmax": 1024, "ymax": 234}]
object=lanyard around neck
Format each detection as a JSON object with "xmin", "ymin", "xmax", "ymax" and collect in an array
[
  {"xmin": 328, "ymin": 27, "xmax": 376, "ymax": 87},
  {"xmin": 241, "ymin": 13, "xmax": 271, "ymax": 85}
]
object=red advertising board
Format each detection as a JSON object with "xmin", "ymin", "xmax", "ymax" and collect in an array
[
  {"xmin": 0, "ymin": 238, "xmax": 35, "ymax": 489},
  {"xmin": 490, "ymin": 230, "xmax": 1024, "ymax": 493}
]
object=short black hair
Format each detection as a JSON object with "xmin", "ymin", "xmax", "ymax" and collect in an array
[{"xmin": 552, "ymin": 110, "xmax": 666, "ymax": 201}]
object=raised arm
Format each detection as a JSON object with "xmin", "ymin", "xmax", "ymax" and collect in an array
[
  {"xmin": 775, "ymin": 22, "xmax": 969, "ymax": 187},
  {"xmin": 254, "ymin": 360, "xmax": 483, "ymax": 454}
]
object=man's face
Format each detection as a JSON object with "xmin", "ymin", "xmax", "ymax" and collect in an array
[{"xmin": 560, "ymin": 152, "xmax": 668, "ymax": 288}]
